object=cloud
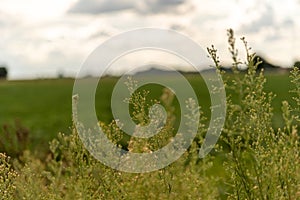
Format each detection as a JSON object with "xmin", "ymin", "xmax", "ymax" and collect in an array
[
  {"xmin": 264, "ymin": 33, "xmax": 282, "ymax": 42},
  {"xmin": 136, "ymin": 0, "xmax": 189, "ymax": 14},
  {"xmin": 0, "ymin": 0, "xmax": 299, "ymax": 79},
  {"xmin": 282, "ymin": 18, "xmax": 294, "ymax": 27},
  {"xmin": 68, "ymin": 0, "xmax": 191, "ymax": 15},
  {"xmin": 0, "ymin": 12, "xmax": 22, "ymax": 29},
  {"xmin": 169, "ymin": 23, "xmax": 186, "ymax": 31},
  {"xmin": 241, "ymin": 4, "xmax": 275, "ymax": 33},
  {"xmin": 89, "ymin": 30, "xmax": 111, "ymax": 39},
  {"xmin": 68, "ymin": 0, "xmax": 132, "ymax": 14}
]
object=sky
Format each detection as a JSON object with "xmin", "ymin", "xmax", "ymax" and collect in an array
[{"xmin": 0, "ymin": 0, "xmax": 299, "ymax": 79}]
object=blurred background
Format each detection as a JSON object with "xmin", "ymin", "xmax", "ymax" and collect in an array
[{"xmin": 0, "ymin": 0, "xmax": 299, "ymax": 157}]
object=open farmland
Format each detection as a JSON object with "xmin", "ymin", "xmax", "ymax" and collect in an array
[{"xmin": 0, "ymin": 72, "xmax": 294, "ymax": 155}]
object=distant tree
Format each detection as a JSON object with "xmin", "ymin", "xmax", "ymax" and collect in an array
[
  {"xmin": 294, "ymin": 61, "xmax": 300, "ymax": 69},
  {"xmin": 57, "ymin": 71, "xmax": 64, "ymax": 79},
  {"xmin": 0, "ymin": 66, "xmax": 8, "ymax": 79}
]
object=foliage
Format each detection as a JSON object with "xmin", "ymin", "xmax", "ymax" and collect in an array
[
  {"xmin": 0, "ymin": 66, "xmax": 8, "ymax": 79},
  {"xmin": 0, "ymin": 153, "xmax": 18, "ymax": 200},
  {"xmin": 294, "ymin": 61, "xmax": 300, "ymax": 69},
  {"xmin": 0, "ymin": 120, "xmax": 29, "ymax": 158},
  {"xmin": 1, "ymin": 30, "xmax": 300, "ymax": 199},
  {"xmin": 207, "ymin": 29, "xmax": 300, "ymax": 199}
]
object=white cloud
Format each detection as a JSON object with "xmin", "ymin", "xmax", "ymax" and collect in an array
[
  {"xmin": 68, "ymin": 0, "xmax": 193, "ymax": 15},
  {"xmin": 0, "ymin": 0, "xmax": 299, "ymax": 79}
]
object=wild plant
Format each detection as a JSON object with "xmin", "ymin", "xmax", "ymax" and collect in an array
[
  {"xmin": 0, "ymin": 120, "xmax": 29, "ymax": 158},
  {"xmin": 0, "ymin": 153, "xmax": 18, "ymax": 200},
  {"xmin": 207, "ymin": 29, "xmax": 300, "ymax": 199}
]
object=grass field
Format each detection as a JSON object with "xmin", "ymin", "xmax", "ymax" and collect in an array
[
  {"xmin": 1, "ymin": 67, "xmax": 300, "ymax": 199},
  {"xmin": 0, "ymin": 72, "xmax": 294, "ymax": 156}
]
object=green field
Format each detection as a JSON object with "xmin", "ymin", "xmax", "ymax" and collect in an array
[
  {"xmin": 1, "ymin": 69, "xmax": 300, "ymax": 199},
  {"xmin": 0, "ymin": 72, "xmax": 294, "ymax": 155}
]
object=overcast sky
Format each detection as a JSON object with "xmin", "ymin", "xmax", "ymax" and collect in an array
[{"xmin": 0, "ymin": 0, "xmax": 299, "ymax": 79}]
